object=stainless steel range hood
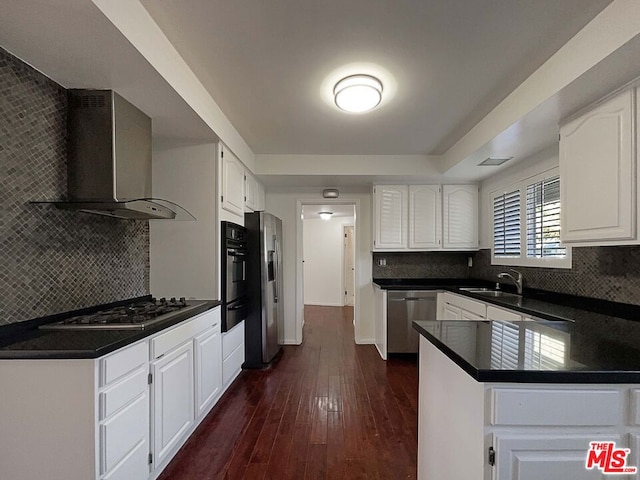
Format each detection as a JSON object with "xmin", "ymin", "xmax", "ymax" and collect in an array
[{"xmin": 53, "ymin": 89, "xmax": 184, "ymax": 220}]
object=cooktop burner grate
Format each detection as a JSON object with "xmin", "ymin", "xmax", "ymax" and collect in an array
[{"xmin": 40, "ymin": 297, "xmax": 200, "ymax": 330}]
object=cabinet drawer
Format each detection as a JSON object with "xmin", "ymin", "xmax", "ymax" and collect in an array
[
  {"xmin": 223, "ymin": 320, "xmax": 244, "ymax": 360},
  {"xmin": 490, "ymin": 388, "xmax": 621, "ymax": 426},
  {"xmin": 102, "ymin": 439, "xmax": 149, "ymax": 480},
  {"xmin": 223, "ymin": 343, "xmax": 244, "ymax": 386},
  {"xmin": 101, "ymin": 341, "xmax": 148, "ymax": 387},
  {"xmin": 443, "ymin": 292, "xmax": 486, "ymax": 317},
  {"xmin": 486, "ymin": 305, "xmax": 522, "ymax": 322},
  {"xmin": 100, "ymin": 368, "xmax": 148, "ymax": 420},
  {"xmin": 151, "ymin": 308, "xmax": 219, "ymax": 359},
  {"xmin": 100, "ymin": 391, "xmax": 149, "ymax": 475}
]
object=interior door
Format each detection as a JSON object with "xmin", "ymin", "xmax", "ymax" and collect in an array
[{"xmin": 343, "ymin": 225, "xmax": 355, "ymax": 306}]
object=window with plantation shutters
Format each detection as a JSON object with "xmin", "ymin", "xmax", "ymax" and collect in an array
[
  {"xmin": 493, "ymin": 190, "xmax": 521, "ymax": 257},
  {"xmin": 526, "ymin": 176, "xmax": 565, "ymax": 259},
  {"xmin": 490, "ymin": 167, "xmax": 570, "ymax": 269}
]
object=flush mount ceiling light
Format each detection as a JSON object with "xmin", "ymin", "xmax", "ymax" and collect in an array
[
  {"xmin": 334, "ymin": 74, "xmax": 383, "ymax": 113},
  {"xmin": 319, "ymin": 211, "xmax": 333, "ymax": 220},
  {"xmin": 478, "ymin": 156, "xmax": 513, "ymax": 166},
  {"xmin": 323, "ymin": 188, "xmax": 339, "ymax": 198}
]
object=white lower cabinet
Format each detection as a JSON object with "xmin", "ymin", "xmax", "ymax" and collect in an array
[
  {"xmin": 222, "ymin": 321, "xmax": 245, "ymax": 387},
  {"xmin": 442, "ymin": 303, "xmax": 462, "ymax": 319},
  {"xmin": 373, "ymin": 284, "xmax": 387, "ymax": 360},
  {"xmin": 417, "ymin": 338, "xmax": 640, "ymax": 480},
  {"xmin": 440, "ymin": 292, "xmax": 487, "ymax": 320},
  {"xmin": 195, "ymin": 324, "xmax": 222, "ymax": 417},
  {"xmin": 152, "ymin": 341, "xmax": 195, "ymax": 466},
  {"xmin": 0, "ymin": 306, "xmax": 228, "ymax": 480},
  {"xmin": 486, "ymin": 305, "xmax": 522, "ymax": 322},
  {"xmin": 492, "ymin": 434, "xmax": 621, "ymax": 480},
  {"xmin": 101, "ymin": 391, "xmax": 150, "ymax": 480}
]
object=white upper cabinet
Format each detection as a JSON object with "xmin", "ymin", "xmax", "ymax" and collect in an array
[
  {"xmin": 409, "ymin": 185, "xmax": 441, "ymax": 249},
  {"xmin": 442, "ymin": 185, "xmax": 478, "ymax": 249},
  {"xmin": 374, "ymin": 185, "xmax": 408, "ymax": 250},
  {"xmin": 560, "ymin": 88, "xmax": 636, "ymax": 244},
  {"xmin": 244, "ymin": 173, "xmax": 257, "ymax": 212},
  {"xmin": 374, "ymin": 184, "xmax": 478, "ymax": 251},
  {"xmin": 221, "ymin": 147, "xmax": 246, "ymax": 217}
]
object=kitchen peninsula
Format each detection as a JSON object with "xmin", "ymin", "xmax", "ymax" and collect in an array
[{"xmin": 413, "ymin": 314, "xmax": 640, "ymax": 480}]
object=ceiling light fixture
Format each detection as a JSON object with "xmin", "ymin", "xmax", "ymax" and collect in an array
[
  {"xmin": 334, "ymin": 74, "xmax": 383, "ymax": 113},
  {"xmin": 323, "ymin": 188, "xmax": 339, "ymax": 198},
  {"xmin": 319, "ymin": 211, "xmax": 333, "ymax": 221}
]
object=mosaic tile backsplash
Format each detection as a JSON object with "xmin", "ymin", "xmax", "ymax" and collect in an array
[
  {"xmin": 471, "ymin": 248, "xmax": 640, "ymax": 305},
  {"xmin": 0, "ymin": 47, "xmax": 149, "ymax": 325},
  {"xmin": 372, "ymin": 252, "xmax": 471, "ymax": 279}
]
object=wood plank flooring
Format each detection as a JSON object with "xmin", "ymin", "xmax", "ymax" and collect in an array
[{"xmin": 158, "ymin": 305, "xmax": 418, "ymax": 480}]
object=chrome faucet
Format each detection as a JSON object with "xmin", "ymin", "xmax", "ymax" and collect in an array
[{"xmin": 497, "ymin": 269, "xmax": 523, "ymax": 295}]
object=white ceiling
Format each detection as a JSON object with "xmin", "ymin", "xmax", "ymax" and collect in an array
[{"xmin": 140, "ymin": 0, "xmax": 611, "ymax": 156}]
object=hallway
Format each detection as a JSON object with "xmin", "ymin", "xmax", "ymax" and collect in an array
[{"xmin": 158, "ymin": 306, "xmax": 418, "ymax": 480}]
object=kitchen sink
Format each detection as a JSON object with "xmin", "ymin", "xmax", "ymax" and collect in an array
[
  {"xmin": 459, "ymin": 287, "xmax": 521, "ymax": 298},
  {"xmin": 472, "ymin": 291, "xmax": 521, "ymax": 298}
]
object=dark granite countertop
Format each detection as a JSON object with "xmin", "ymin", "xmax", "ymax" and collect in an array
[
  {"xmin": 373, "ymin": 277, "xmax": 640, "ymax": 323},
  {"xmin": 373, "ymin": 278, "xmax": 490, "ymax": 290},
  {"xmin": 0, "ymin": 299, "xmax": 221, "ymax": 359},
  {"xmin": 377, "ymin": 277, "xmax": 640, "ymax": 383},
  {"xmin": 413, "ymin": 319, "xmax": 640, "ymax": 383}
]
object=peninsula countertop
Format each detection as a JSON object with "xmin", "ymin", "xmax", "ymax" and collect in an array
[{"xmin": 413, "ymin": 318, "xmax": 640, "ymax": 383}]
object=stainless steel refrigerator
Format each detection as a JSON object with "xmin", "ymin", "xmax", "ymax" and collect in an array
[{"xmin": 244, "ymin": 212, "xmax": 284, "ymax": 368}]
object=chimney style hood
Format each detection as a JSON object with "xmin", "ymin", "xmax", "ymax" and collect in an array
[{"xmin": 53, "ymin": 89, "xmax": 186, "ymax": 220}]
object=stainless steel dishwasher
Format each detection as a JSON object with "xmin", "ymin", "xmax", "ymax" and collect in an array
[{"xmin": 387, "ymin": 290, "xmax": 437, "ymax": 354}]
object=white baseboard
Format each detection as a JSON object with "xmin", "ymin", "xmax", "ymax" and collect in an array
[
  {"xmin": 356, "ymin": 338, "xmax": 375, "ymax": 345},
  {"xmin": 281, "ymin": 339, "xmax": 302, "ymax": 345}
]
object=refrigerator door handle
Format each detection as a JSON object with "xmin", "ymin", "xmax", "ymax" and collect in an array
[{"xmin": 273, "ymin": 234, "xmax": 279, "ymax": 303}]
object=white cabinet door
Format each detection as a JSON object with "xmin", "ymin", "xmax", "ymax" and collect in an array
[
  {"xmin": 221, "ymin": 148, "xmax": 246, "ymax": 217},
  {"xmin": 442, "ymin": 185, "xmax": 478, "ymax": 249},
  {"xmin": 195, "ymin": 324, "xmax": 222, "ymax": 418},
  {"xmin": 560, "ymin": 89, "xmax": 635, "ymax": 243},
  {"xmin": 152, "ymin": 341, "xmax": 195, "ymax": 466},
  {"xmin": 374, "ymin": 185, "xmax": 408, "ymax": 250},
  {"xmin": 244, "ymin": 173, "xmax": 256, "ymax": 212},
  {"xmin": 409, "ymin": 185, "xmax": 441, "ymax": 249},
  {"xmin": 442, "ymin": 303, "xmax": 462, "ymax": 320},
  {"xmin": 493, "ymin": 434, "xmax": 620, "ymax": 480}
]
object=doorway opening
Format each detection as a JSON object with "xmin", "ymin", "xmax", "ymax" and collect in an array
[{"xmin": 300, "ymin": 203, "xmax": 356, "ymax": 325}]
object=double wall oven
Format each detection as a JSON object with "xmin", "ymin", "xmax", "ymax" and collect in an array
[{"xmin": 221, "ymin": 221, "xmax": 248, "ymax": 332}]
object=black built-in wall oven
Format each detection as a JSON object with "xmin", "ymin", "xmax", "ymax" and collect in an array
[{"xmin": 221, "ymin": 221, "xmax": 248, "ymax": 332}]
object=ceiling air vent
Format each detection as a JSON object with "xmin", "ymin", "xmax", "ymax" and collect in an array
[{"xmin": 478, "ymin": 156, "xmax": 513, "ymax": 166}]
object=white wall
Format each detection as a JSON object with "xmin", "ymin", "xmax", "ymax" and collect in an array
[
  {"xmin": 303, "ymin": 216, "xmax": 354, "ymax": 306},
  {"xmin": 150, "ymin": 142, "xmax": 218, "ymax": 299},
  {"xmin": 266, "ymin": 190, "xmax": 374, "ymax": 345},
  {"xmin": 479, "ymin": 145, "xmax": 559, "ymax": 249}
]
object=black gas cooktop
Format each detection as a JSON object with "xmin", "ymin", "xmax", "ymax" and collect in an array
[{"xmin": 39, "ymin": 297, "xmax": 205, "ymax": 330}]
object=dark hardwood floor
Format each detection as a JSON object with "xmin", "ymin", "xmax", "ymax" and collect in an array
[{"xmin": 158, "ymin": 305, "xmax": 418, "ymax": 480}]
